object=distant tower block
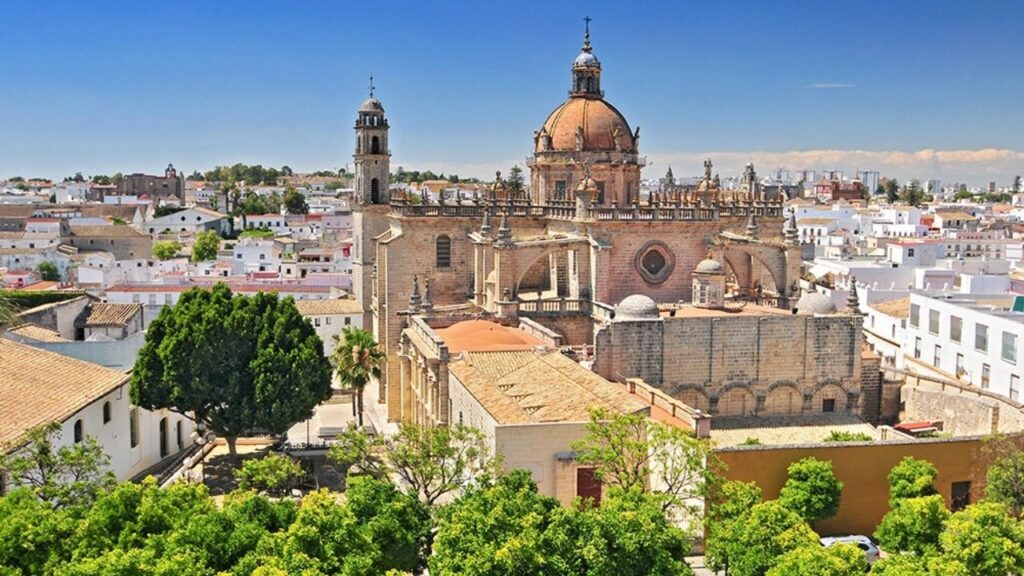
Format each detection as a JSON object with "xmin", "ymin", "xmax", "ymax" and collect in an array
[{"xmin": 353, "ymin": 76, "xmax": 390, "ymax": 205}]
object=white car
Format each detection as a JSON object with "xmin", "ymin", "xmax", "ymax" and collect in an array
[{"xmin": 820, "ymin": 535, "xmax": 880, "ymax": 565}]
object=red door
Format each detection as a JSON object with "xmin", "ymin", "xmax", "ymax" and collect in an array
[{"xmin": 576, "ymin": 467, "xmax": 602, "ymax": 505}]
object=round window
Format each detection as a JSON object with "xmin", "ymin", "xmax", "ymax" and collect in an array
[
  {"xmin": 642, "ymin": 250, "xmax": 666, "ymax": 276},
  {"xmin": 633, "ymin": 241, "xmax": 675, "ymax": 284}
]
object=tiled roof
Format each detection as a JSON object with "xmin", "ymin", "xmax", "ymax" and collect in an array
[
  {"xmin": 872, "ymin": 297, "xmax": 911, "ymax": 319},
  {"xmin": 449, "ymin": 349, "xmax": 648, "ymax": 425},
  {"xmin": 7, "ymin": 323, "xmax": 69, "ymax": 342},
  {"xmin": 84, "ymin": 303, "xmax": 142, "ymax": 327},
  {"xmin": 293, "ymin": 298, "xmax": 362, "ymax": 316},
  {"xmin": 0, "ymin": 339, "xmax": 128, "ymax": 449},
  {"xmin": 434, "ymin": 320, "xmax": 543, "ymax": 353},
  {"xmin": 68, "ymin": 225, "xmax": 147, "ymax": 238}
]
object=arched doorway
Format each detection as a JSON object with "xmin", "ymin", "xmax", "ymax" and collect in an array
[
  {"xmin": 371, "ymin": 178, "xmax": 380, "ymax": 204},
  {"xmin": 159, "ymin": 417, "xmax": 168, "ymax": 458}
]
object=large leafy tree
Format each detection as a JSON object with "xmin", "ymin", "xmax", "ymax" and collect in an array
[
  {"xmin": 939, "ymin": 502, "xmax": 1024, "ymax": 576},
  {"xmin": 705, "ymin": 480, "xmax": 763, "ymax": 573},
  {"xmin": 888, "ymin": 456, "xmax": 938, "ymax": 505},
  {"xmin": 721, "ymin": 500, "xmax": 819, "ymax": 576},
  {"xmin": 570, "ymin": 408, "xmax": 717, "ymax": 525},
  {"xmin": 130, "ymin": 284, "xmax": 332, "ymax": 455},
  {"xmin": 330, "ymin": 422, "xmax": 498, "ymax": 506},
  {"xmin": 283, "ymin": 187, "xmax": 309, "ymax": 215},
  {"xmin": 190, "ymin": 230, "xmax": 221, "ymax": 262},
  {"xmin": 874, "ymin": 494, "xmax": 950, "ymax": 555},
  {"xmin": 767, "ymin": 543, "xmax": 866, "ymax": 576},
  {"xmin": 332, "ymin": 327, "xmax": 385, "ymax": 428},
  {"xmin": 778, "ymin": 457, "xmax": 843, "ymax": 523},
  {"xmin": 0, "ymin": 422, "xmax": 115, "ymax": 508},
  {"xmin": 152, "ymin": 240, "xmax": 183, "ymax": 261},
  {"xmin": 985, "ymin": 443, "xmax": 1024, "ymax": 518}
]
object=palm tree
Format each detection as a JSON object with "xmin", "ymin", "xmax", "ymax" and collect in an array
[{"xmin": 332, "ymin": 327, "xmax": 385, "ymax": 428}]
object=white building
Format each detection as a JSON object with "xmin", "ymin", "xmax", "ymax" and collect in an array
[
  {"xmin": 293, "ymin": 298, "xmax": 364, "ymax": 356},
  {"xmin": 903, "ymin": 293, "xmax": 1024, "ymax": 401},
  {"xmin": 0, "ymin": 339, "xmax": 195, "ymax": 490},
  {"xmin": 144, "ymin": 207, "xmax": 228, "ymax": 236}
]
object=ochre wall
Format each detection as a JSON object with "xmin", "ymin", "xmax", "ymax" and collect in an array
[{"xmin": 716, "ymin": 438, "xmax": 992, "ymax": 537}]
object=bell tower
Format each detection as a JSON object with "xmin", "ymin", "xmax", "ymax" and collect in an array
[
  {"xmin": 353, "ymin": 76, "xmax": 390, "ymax": 205},
  {"xmin": 352, "ymin": 77, "xmax": 393, "ymax": 332}
]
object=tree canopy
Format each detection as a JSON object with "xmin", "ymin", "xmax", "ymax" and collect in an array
[
  {"xmin": 282, "ymin": 187, "xmax": 309, "ymax": 215},
  {"xmin": 778, "ymin": 457, "xmax": 843, "ymax": 523},
  {"xmin": 130, "ymin": 284, "xmax": 332, "ymax": 454},
  {"xmin": 888, "ymin": 456, "xmax": 939, "ymax": 505},
  {"xmin": 36, "ymin": 261, "xmax": 59, "ymax": 282},
  {"xmin": 874, "ymin": 494, "xmax": 950, "ymax": 555},
  {"xmin": 190, "ymin": 230, "xmax": 220, "ymax": 262},
  {"xmin": 152, "ymin": 240, "xmax": 183, "ymax": 261},
  {"xmin": 332, "ymin": 327, "xmax": 385, "ymax": 428}
]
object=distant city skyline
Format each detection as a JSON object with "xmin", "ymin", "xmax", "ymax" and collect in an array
[{"xmin": 1, "ymin": 1, "xmax": 1022, "ymax": 186}]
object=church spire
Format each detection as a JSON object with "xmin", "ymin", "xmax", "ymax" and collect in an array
[
  {"xmin": 582, "ymin": 16, "xmax": 592, "ymax": 52},
  {"xmin": 571, "ymin": 16, "xmax": 602, "ymax": 97}
]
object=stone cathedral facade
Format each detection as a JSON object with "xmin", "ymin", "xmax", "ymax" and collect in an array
[{"xmin": 351, "ymin": 28, "xmax": 873, "ymax": 425}]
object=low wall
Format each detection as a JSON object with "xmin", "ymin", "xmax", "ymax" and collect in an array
[{"xmin": 717, "ymin": 436, "xmax": 1000, "ymax": 537}]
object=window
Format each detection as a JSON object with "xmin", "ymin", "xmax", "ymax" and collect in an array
[
  {"xmin": 956, "ymin": 353, "xmax": 965, "ymax": 377},
  {"xmin": 176, "ymin": 421, "xmax": 183, "ymax": 450},
  {"xmin": 982, "ymin": 364, "xmax": 991, "ymax": 389},
  {"xmin": 908, "ymin": 248, "xmax": 915, "ymax": 257},
  {"xmin": 950, "ymin": 316, "xmax": 962, "ymax": 343},
  {"xmin": 129, "ymin": 407, "xmax": 139, "ymax": 448},
  {"xmin": 934, "ymin": 344, "xmax": 942, "ymax": 365},
  {"xmin": 314, "ymin": 318, "xmax": 321, "ymax": 327},
  {"xmin": 436, "ymin": 235, "xmax": 452, "ymax": 268},
  {"xmin": 344, "ymin": 317, "xmax": 351, "ymax": 326},
  {"xmin": 102, "ymin": 401, "xmax": 111, "ymax": 424},
  {"xmin": 914, "ymin": 337, "xmax": 922, "ymax": 359},
  {"xmin": 822, "ymin": 398, "xmax": 836, "ymax": 413},
  {"xmin": 929, "ymin": 310, "xmax": 940, "ymax": 335},
  {"xmin": 951, "ymin": 481, "xmax": 971, "ymax": 511},
  {"xmin": 73, "ymin": 419, "xmax": 83, "ymax": 443},
  {"xmin": 555, "ymin": 180, "xmax": 567, "ymax": 199},
  {"xmin": 910, "ymin": 304, "xmax": 920, "ymax": 327},
  {"xmin": 1003, "ymin": 331, "xmax": 1018, "ymax": 364},
  {"xmin": 159, "ymin": 418, "xmax": 168, "ymax": 458},
  {"xmin": 576, "ymin": 467, "xmax": 602, "ymax": 505},
  {"xmin": 1012, "ymin": 375, "xmax": 1020, "ymax": 402},
  {"xmin": 325, "ymin": 317, "xmax": 331, "ymax": 325},
  {"xmin": 976, "ymin": 324, "xmax": 989, "ymax": 352}
]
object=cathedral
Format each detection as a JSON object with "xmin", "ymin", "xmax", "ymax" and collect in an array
[{"xmin": 351, "ymin": 25, "xmax": 832, "ymax": 424}]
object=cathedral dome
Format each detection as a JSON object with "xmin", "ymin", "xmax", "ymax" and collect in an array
[
  {"xmin": 359, "ymin": 97, "xmax": 384, "ymax": 113},
  {"xmin": 615, "ymin": 294, "xmax": 660, "ymax": 320},
  {"xmin": 573, "ymin": 50, "xmax": 600, "ymax": 68},
  {"xmin": 795, "ymin": 292, "xmax": 837, "ymax": 315},
  {"xmin": 538, "ymin": 98, "xmax": 635, "ymax": 153}
]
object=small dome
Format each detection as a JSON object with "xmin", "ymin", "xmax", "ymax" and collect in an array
[
  {"xmin": 695, "ymin": 257, "xmax": 723, "ymax": 275},
  {"xmin": 795, "ymin": 292, "xmax": 837, "ymax": 315},
  {"xmin": 573, "ymin": 50, "xmax": 600, "ymax": 68},
  {"xmin": 359, "ymin": 97, "xmax": 384, "ymax": 113},
  {"xmin": 615, "ymin": 294, "xmax": 660, "ymax": 320}
]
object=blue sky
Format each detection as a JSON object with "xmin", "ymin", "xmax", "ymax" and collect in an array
[{"xmin": 1, "ymin": 0, "xmax": 1022, "ymax": 185}]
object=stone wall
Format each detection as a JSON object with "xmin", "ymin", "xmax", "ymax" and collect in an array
[{"xmin": 594, "ymin": 312, "xmax": 867, "ymax": 418}]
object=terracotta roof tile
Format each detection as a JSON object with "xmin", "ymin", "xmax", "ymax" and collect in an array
[
  {"xmin": 84, "ymin": 303, "xmax": 142, "ymax": 327},
  {"xmin": 0, "ymin": 339, "xmax": 128, "ymax": 449},
  {"xmin": 7, "ymin": 323, "xmax": 69, "ymax": 342},
  {"xmin": 293, "ymin": 298, "xmax": 362, "ymax": 316}
]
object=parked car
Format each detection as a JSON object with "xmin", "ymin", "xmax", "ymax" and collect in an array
[{"xmin": 820, "ymin": 535, "xmax": 880, "ymax": 565}]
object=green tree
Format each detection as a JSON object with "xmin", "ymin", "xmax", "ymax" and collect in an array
[
  {"xmin": 985, "ymin": 445, "xmax": 1024, "ymax": 518},
  {"xmin": 705, "ymin": 480, "xmax": 763, "ymax": 573},
  {"xmin": 870, "ymin": 554, "xmax": 969, "ymax": 576},
  {"xmin": 0, "ymin": 422, "xmax": 115, "ymax": 508},
  {"xmin": 332, "ymin": 327, "xmax": 384, "ymax": 428},
  {"xmin": 190, "ymin": 230, "xmax": 220, "ymax": 262},
  {"xmin": 881, "ymin": 178, "xmax": 900, "ymax": 203},
  {"xmin": 778, "ymin": 457, "xmax": 843, "ymax": 523},
  {"xmin": 235, "ymin": 453, "xmax": 305, "ymax": 496},
  {"xmin": 899, "ymin": 179, "xmax": 927, "ymax": 206},
  {"xmin": 36, "ymin": 260, "xmax": 59, "ymax": 281},
  {"xmin": 152, "ymin": 240, "xmax": 183, "ymax": 261},
  {"xmin": 823, "ymin": 430, "xmax": 873, "ymax": 442},
  {"xmin": 130, "ymin": 284, "xmax": 332, "ymax": 456},
  {"xmin": 506, "ymin": 165, "xmax": 525, "ymax": 197},
  {"xmin": 888, "ymin": 456, "xmax": 938, "ymax": 505},
  {"xmin": 0, "ymin": 486, "xmax": 75, "ymax": 573},
  {"xmin": 283, "ymin": 187, "xmax": 309, "ymax": 215},
  {"xmin": 953, "ymin": 184, "xmax": 973, "ymax": 201},
  {"xmin": 722, "ymin": 500, "xmax": 819, "ymax": 576},
  {"xmin": 939, "ymin": 502, "xmax": 1024, "ymax": 576},
  {"xmin": 874, "ymin": 494, "xmax": 950, "ymax": 555},
  {"xmin": 767, "ymin": 543, "xmax": 866, "ymax": 576},
  {"xmin": 345, "ymin": 475, "xmax": 431, "ymax": 574},
  {"xmin": 331, "ymin": 422, "xmax": 499, "ymax": 506},
  {"xmin": 91, "ymin": 174, "xmax": 112, "ymax": 185},
  {"xmin": 570, "ymin": 408, "xmax": 716, "ymax": 524}
]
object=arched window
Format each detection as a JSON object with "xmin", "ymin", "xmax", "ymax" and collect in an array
[
  {"xmin": 73, "ymin": 419, "xmax": 83, "ymax": 443},
  {"xmin": 586, "ymin": 76, "xmax": 593, "ymax": 92},
  {"xmin": 159, "ymin": 417, "xmax": 168, "ymax": 458},
  {"xmin": 102, "ymin": 401, "xmax": 111, "ymax": 424},
  {"xmin": 436, "ymin": 235, "xmax": 452, "ymax": 268},
  {"xmin": 371, "ymin": 135, "xmax": 380, "ymax": 154},
  {"xmin": 370, "ymin": 178, "xmax": 380, "ymax": 204}
]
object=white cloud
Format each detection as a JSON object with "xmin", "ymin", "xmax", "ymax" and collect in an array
[{"xmin": 645, "ymin": 148, "xmax": 1024, "ymax": 186}]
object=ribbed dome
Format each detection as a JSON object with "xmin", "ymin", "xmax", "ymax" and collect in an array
[
  {"xmin": 615, "ymin": 294, "xmax": 660, "ymax": 320},
  {"xmin": 695, "ymin": 257, "xmax": 724, "ymax": 275},
  {"xmin": 574, "ymin": 50, "xmax": 600, "ymax": 68},
  {"xmin": 359, "ymin": 97, "xmax": 384, "ymax": 113},
  {"xmin": 538, "ymin": 98, "xmax": 635, "ymax": 153},
  {"xmin": 795, "ymin": 292, "xmax": 837, "ymax": 315}
]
